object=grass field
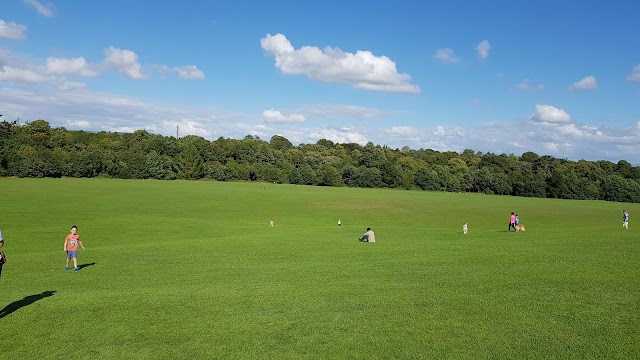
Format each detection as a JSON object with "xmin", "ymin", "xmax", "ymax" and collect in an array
[{"xmin": 0, "ymin": 178, "xmax": 638, "ymax": 359}]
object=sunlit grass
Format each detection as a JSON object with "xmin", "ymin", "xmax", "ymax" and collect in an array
[{"xmin": 1, "ymin": 178, "xmax": 638, "ymax": 359}]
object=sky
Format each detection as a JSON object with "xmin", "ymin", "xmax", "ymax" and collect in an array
[{"xmin": 1, "ymin": 0, "xmax": 639, "ymax": 164}]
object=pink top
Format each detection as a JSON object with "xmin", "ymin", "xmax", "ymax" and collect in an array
[{"xmin": 510, "ymin": 215, "xmax": 516, "ymax": 223}]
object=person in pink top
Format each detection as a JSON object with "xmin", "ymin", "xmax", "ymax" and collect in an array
[
  {"xmin": 508, "ymin": 212, "xmax": 516, "ymax": 232},
  {"xmin": 64, "ymin": 225, "xmax": 85, "ymax": 272},
  {"xmin": 0, "ymin": 228, "xmax": 5, "ymax": 280}
]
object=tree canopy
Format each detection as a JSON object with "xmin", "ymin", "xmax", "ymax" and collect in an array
[{"xmin": 1, "ymin": 120, "xmax": 639, "ymax": 203}]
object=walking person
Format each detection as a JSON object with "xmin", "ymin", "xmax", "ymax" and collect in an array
[
  {"xmin": 623, "ymin": 210, "xmax": 629, "ymax": 230},
  {"xmin": 64, "ymin": 225, "xmax": 85, "ymax": 272},
  {"xmin": 507, "ymin": 213, "xmax": 516, "ymax": 232},
  {"xmin": 0, "ymin": 228, "xmax": 5, "ymax": 280},
  {"xmin": 508, "ymin": 212, "xmax": 517, "ymax": 232}
]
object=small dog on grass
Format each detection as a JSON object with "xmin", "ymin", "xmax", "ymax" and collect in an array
[
  {"xmin": 463, "ymin": 222, "xmax": 468, "ymax": 235},
  {"xmin": 515, "ymin": 224, "xmax": 525, "ymax": 232}
]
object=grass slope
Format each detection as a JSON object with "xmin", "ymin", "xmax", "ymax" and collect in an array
[{"xmin": 0, "ymin": 178, "xmax": 638, "ymax": 359}]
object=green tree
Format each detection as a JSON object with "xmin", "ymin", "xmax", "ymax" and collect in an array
[
  {"xmin": 316, "ymin": 164, "xmax": 342, "ymax": 186},
  {"xmin": 351, "ymin": 166, "xmax": 382, "ymax": 188},
  {"xmin": 270, "ymin": 135, "xmax": 294, "ymax": 151},
  {"xmin": 176, "ymin": 145, "xmax": 203, "ymax": 180},
  {"xmin": 146, "ymin": 151, "xmax": 176, "ymax": 180}
]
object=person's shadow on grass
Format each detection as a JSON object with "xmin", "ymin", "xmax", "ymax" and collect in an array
[
  {"xmin": 0, "ymin": 290, "xmax": 56, "ymax": 319},
  {"xmin": 77, "ymin": 262, "xmax": 96, "ymax": 271}
]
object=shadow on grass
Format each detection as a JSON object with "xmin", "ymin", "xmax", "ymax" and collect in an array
[
  {"xmin": 77, "ymin": 262, "xmax": 96, "ymax": 271},
  {"xmin": 0, "ymin": 290, "xmax": 56, "ymax": 319}
]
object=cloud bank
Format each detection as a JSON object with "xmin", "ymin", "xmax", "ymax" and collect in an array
[{"xmin": 2, "ymin": 88, "xmax": 638, "ymax": 163}]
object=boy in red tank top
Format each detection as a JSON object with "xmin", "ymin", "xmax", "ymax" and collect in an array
[{"xmin": 64, "ymin": 225, "xmax": 85, "ymax": 272}]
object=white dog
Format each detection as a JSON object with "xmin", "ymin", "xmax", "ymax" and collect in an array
[{"xmin": 463, "ymin": 222, "xmax": 468, "ymax": 235}]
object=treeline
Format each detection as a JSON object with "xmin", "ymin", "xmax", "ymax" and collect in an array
[{"xmin": 1, "ymin": 119, "xmax": 640, "ymax": 203}]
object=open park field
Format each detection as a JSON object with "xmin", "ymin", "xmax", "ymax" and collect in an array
[{"xmin": 0, "ymin": 178, "xmax": 638, "ymax": 359}]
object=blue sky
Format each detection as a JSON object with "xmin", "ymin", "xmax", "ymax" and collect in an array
[{"xmin": 1, "ymin": 0, "xmax": 639, "ymax": 163}]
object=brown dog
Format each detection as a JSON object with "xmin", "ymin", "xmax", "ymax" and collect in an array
[{"xmin": 515, "ymin": 224, "xmax": 525, "ymax": 232}]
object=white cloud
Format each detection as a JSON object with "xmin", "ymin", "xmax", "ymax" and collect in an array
[
  {"xmin": 516, "ymin": 79, "xmax": 544, "ymax": 91},
  {"xmin": 290, "ymin": 104, "xmax": 383, "ymax": 120},
  {"xmin": 0, "ymin": 65, "xmax": 55, "ymax": 83},
  {"xmin": 260, "ymin": 33, "xmax": 420, "ymax": 94},
  {"xmin": 433, "ymin": 48, "xmax": 460, "ymax": 64},
  {"xmin": 260, "ymin": 104, "xmax": 384, "ymax": 125},
  {"xmin": 305, "ymin": 128, "xmax": 369, "ymax": 145},
  {"xmin": 46, "ymin": 57, "xmax": 99, "ymax": 77},
  {"xmin": 528, "ymin": 104, "xmax": 571, "ymax": 124},
  {"xmin": 262, "ymin": 109, "xmax": 306, "ymax": 123},
  {"xmin": 173, "ymin": 65, "xmax": 205, "ymax": 80},
  {"xmin": 0, "ymin": 20, "xmax": 27, "ymax": 40},
  {"xmin": 476, "ymin": 40, "xmax": 491, "ymax": 60},
  {"xmin": 627, "ymin": 64, "xmax": 640, "ymax": 83},
  {"xmin": 67, "ymin": 120, "xmax": 90, "ymax": 128},
  {"xmin": 103, "ymin": 47, "xmax": 146, "ymax": 79},
  {"xmin": 389, "ymin": 126, "xmax": 415, "ymax": 137},
  {"xmin": 161, "ymin": 120, "xmax": 211, "ymax": 137},
  {"xmin": 58, "ymin": 81, "xmax": 87, "ymax": 90},
  {"xmin": 23, "ymin": 0, "xmax": 55, "ymax": 17},
  {"xmin": 3, "ymin": 49, "xmax": 202, "ymax": 84},
  {"xmin": 569, "ymin": 75, "xmax": 598, "ymax": 91}
]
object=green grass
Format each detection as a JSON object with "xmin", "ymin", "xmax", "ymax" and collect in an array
[{"xmin": 0, "ymin": 178, "xmax": 638, "ymax": 359}]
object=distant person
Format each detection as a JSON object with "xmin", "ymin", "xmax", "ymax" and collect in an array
[
  {"xmin": 358, "ymin": 227, "xmax": 376, "ymax": 243},
  {"xmin": 515, "ymin": 214, "xmax": 520, "ymax": 226},
  {"xmin": 338, "ymin": 219, "xmax": 341, "ymax": 227},
  {"xmin": 508, "ymin": 212, "xmax": 516, "ymax": 232},
  {"xmin": 463, "ymin": 222, "xmax": 468, "ymax": 235},
  {"xmin": 269, "ymin": 218, "xmax": 274, "ymax": 228},
  {"xmin": 623, "ymin": 210, "xmax": 629, "ymax": 230},
  {"xmin": 64, "ymin": 225, "xmax": 85, "ymax": 272},
  {"xmin": 0, "ymin": 228, "xmax": 5, "ymax": 279}
]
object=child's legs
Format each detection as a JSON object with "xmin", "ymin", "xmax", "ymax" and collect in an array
[
  {"xmin": 66, "ymin": 250, "xmax": 77, "ymax": 266},
  {"xmin": 72, "ymin": 257, "xmax": 78, "ymax": 268}
]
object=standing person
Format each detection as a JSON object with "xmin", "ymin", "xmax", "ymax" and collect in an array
[
  {"xmin": 623, "ymin": 210, "xmax": 629, "ymax": 230},
  {"xmin": 508, "ymin": 212, "xmax": 516, "ymax": 232},
  {"xmin": 269, "ymin": 218, "xmax": 274, "ymax": 228},
  {"xmin": 515, "ymin": 214, "xmax": 520, "ymax": 226},
  {"xmin": 64, "ymin": 225, "xmax": 85, "ymax": 272},
  {"xmin": 358, "ymin": 227, "xmax": 376, "ymax": 243},
  {"xmin": 0, "ymin": 228, "xmax": 5, "ymax": 280}
]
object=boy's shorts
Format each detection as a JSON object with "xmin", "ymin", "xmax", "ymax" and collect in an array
[{"xmin": 67, "ymin": 250, "xmax": 78, "ymax": 259}]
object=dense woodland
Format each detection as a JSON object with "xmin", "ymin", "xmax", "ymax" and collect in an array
[{"xmin": 1, "ymin": 119, "xmax": 640, "ymax": 203}]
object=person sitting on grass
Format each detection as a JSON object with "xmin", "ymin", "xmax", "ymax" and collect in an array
[{"xmin": 358, "ymin": 227, "xmax": 376, "ymax": 243}]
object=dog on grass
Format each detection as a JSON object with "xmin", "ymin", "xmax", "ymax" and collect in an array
[
  {"xmin": 515, "ymin": 224, "xmax": 525, "ymax": 232},
  {"xmin": 463, "ymin": 222, "xmax": 468, "ymax": 235}
]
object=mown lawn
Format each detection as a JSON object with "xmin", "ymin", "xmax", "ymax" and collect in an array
[{"xmin": 1, "ymin": 178, "xmax": 638, "ymax": 359}]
